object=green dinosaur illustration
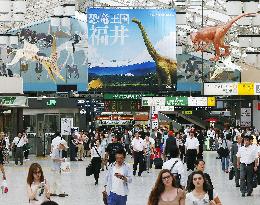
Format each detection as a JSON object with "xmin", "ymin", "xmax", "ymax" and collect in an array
[{"xmin": 132, "ymin": 18, "xmax": 177, "ymax": 86}]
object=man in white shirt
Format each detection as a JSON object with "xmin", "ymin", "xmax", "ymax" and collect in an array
[
  {"xmin": 51, "ymin": 133, "xmax": 62, "ymax": 153},
  {"xmin": 162, "ymin": 147, "xmax": 187, "ymax": 189},
  {"xmin": 131, "ymin": 132, "xmax": 145, "ymax": 176},
  {"xmin": 185, "ymin": 131, "xmax": 199, "ymax": 171},
  {"xmin": 237, "ymin": 134, "xmax": 258, "ymax": 197},
  {"xmin": 207, "ymin": 127, "xmax": 215, "ymax": 151},
  {"xmin": 12, "ymin": 132, "xmax": 26, "ymax": 165}
]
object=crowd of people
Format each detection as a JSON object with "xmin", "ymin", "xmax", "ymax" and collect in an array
[{"xmin": 1, "ymin": 125, "xmax": 260, "ymax": 204}]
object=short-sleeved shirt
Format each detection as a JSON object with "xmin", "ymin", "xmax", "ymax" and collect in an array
[
  {"xmin": 51, "ymin": 148, "xmax": 63, "ymax": 171},
  {"xmin": 236, "ymin": 145, "xmax": 258, "ymax": 164},
  {"xmin": 185, "ymin": 137, "xmax": 199, "ymax": 150}
]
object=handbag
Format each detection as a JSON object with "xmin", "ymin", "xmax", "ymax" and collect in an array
[
  {"xmin": 102, "ymin": 188, "xmax": 108, "ymax": 205},
  {"xmin": 229, "ymin": 167, "xmax": 234, "ymax": 180},
  {"xmin": 218, "ymin": 139, "xmax": 229, "ymax": 158},
  {"xmin": 86, "ymin": 163, "xmax": 94, "ymax": 176}
]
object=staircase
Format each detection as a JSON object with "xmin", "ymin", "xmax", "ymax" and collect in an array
[{"xmin": 173, "ymin": 111, "xmax": 207, "ymax": 129}]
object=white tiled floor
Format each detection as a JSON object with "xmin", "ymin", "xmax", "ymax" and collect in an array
[{"xmin": 1, "ymin": 151, "xmax": 260, "ymax": 205}]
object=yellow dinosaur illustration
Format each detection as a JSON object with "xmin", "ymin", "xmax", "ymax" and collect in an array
[
  {"xmin": 32, "ymin": 35, "xmax": 65, "ymax": 82},
  {"xmin": 88, "ymin": 78, "xmax": 103, "ymax": 90},
  {"xmin": 132, "ymin": 18, "xmax": 177, "ymax": 86}
]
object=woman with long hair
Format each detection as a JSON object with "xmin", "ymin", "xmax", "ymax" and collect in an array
[
  {"xmin": 186, "ymin": 171, "xmax": 222, "ymax": 205},
  {"xmin": 91, "ymin": 139, "xmax": 103, "ymax": 185},
  {"xmin": 27, "ymin": 163, "xmax": 51, "ymax": 205},
  {"xmin": 148, "ymin": 169, "xmax": 185, "ymax": 205}
]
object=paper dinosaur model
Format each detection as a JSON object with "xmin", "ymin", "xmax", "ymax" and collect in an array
[
  {"xmin": 190, "ymin": 13, "xmax": 255, "ymax": 61},
  {"xmin": 7, "ymin": 40, "xmax": 39, "ymax": 66},
  {"xmin": 32, "ymin": 36, "xmax": 65, "ymax": 82}
]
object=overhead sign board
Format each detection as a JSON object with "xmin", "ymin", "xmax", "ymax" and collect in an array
[
  {"xmin": 104, "ymin": 93, "xmax": 153, "ymax": 100},
  {"xmin": 142, "ymin": 97, "xmax": 165, "ymax": 106},
  {"xmin": 204, "ymin": 83, "xmax": 238, "ymax": 95},
  {"xmin": 204, "ymin": 82, "xmax": 260, "ymax": 95},
  {"xmin": 142, "ymin": 97, "xmax": 215, "ymax": 107}
]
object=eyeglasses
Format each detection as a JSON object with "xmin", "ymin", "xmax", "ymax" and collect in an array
[
  {"xmin": 193, "ymin": 177, "xmax": 203, "ymax": 181},
  {"xmin": 33, "ymin": 171, "xmax": 41, "ymax": 175},
  {"xmin": 162, "ymin": 175, "xmax": 172, "ymax": 181}
]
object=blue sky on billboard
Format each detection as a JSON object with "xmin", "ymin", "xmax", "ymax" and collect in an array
[{"xmin": 87, "ymin": 8, "xmax": 176, "ymax": 68}]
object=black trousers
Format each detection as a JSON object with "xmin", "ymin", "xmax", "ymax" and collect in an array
[
  {"xmin": 125, "ymin": 144, "xmax": 131, "ymax": 155},
  {"xmin": 179, "ymin": 145, "xmax": 185, "ymax": 161},
  {"xmin": 15, "ymin": 147, "xmax": 23, "ymax": 165},
  {"xmin": 240, "ymin": 163, "xmax": 254, "ymax": 194},
  {"xmin": 197, "ymin": 145, "xmax": 204, "ymax": 159},
  {"xmin": 186, "ymin": 149, "xmax": 197, "ymax": 171},
  {"xmin": 133, "ymin": 151, "xmax": 144, "ymax": 174},
  {"xmin": 92, "ymin": 157, "xmax": 101, "ymax": 181}
]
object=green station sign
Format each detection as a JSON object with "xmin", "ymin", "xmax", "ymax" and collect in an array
[
  {"xmin": 0, "ymin": 96, "xmax": 28, "ymax": 107},
  {"xmin": 165, "ymin": 97, "xmax": 188, "ymax": 106},
  {"xmin": 104, "ymin": 93, "xmax": 154, "ymax": 100}
]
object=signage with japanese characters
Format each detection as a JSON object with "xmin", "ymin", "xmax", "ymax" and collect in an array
[
  {"xmin": 240, "ymin": 108, "xmax": 251, "ymax": 127},
  {"xmin": 0, "ymin": 96, "xmax": 28, "ymax": 107},
  {"xmin": 142, "ymin": 96, "xmax": 215, "ymax": 107},
  {"xmin": 205, "ymin": 83, "xmax": 260, "ymax": 95},
  {"xmin": 103, "ymin": 93, "xmax": 153, "ymax": 100},
  {"xmin": 166, "ymin": 97, "xmax": 188, "ymax": 106},
  {"xmin": 87, "ymin": 8, "xmax": 176, "ymax": 91}
]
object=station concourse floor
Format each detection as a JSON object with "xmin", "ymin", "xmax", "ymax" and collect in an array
[{"xmin": 1, "ymin": 151, "xmax": 260, "ymax": 205}]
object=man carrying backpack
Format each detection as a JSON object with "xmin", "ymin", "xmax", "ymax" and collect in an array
[{"xmin": 162, "ymin": 147, "xmax": 187, "ymax": 189}]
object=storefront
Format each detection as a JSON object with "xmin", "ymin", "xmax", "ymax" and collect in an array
[{"xmin": 0, "ymin": 96, "xmax": 28, "ymax": 137}]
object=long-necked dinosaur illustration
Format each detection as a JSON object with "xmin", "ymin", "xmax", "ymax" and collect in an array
[
  {"xmin": 190, "ymin": 13, "xmax": 255, "ymax": 61},
  {"xmin": 132, "ymin": 18, "xmax": 177, "ymax": 86}
]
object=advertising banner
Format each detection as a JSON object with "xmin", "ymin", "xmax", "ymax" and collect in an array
[
  {"xmin": 204, "ymin": 83, "xmax": 238, "ymax": 95},
  {"xmin": 61, "ymin": 118, "xmax": 74, "ymax": 135},
  {"xmin": 87, "ymin": 8, "xmax": 176, "ymax": 91},
  {"xmin": 240, "ymin": 108, "xmax": 251, "ymax": 127}
]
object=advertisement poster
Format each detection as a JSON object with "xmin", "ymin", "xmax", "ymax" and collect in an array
[
  {"xmin": 240, "ymin": 108, "xmax": 251, "ymax": 127},
  {"xmin": 87, "ymin": 8, "xmax": 176, "ymax": 91},
  {"xmin": 4, "ymin": 17, "xmax": 88, "ymax": 92}
]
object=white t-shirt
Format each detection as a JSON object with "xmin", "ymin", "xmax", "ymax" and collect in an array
[
  {"xmin": 131, "ymin": 138, "xmax": 145, "ymax": 152},
  {"xmin": 185, "ymin": 137, "xmax": 199, "ymax": 150},
  {"xmin": 51, "ymin": 136, "xmax": 62, "ymax": 149},
  {"xmin": 162, "ymin": 158, "xmax": 187, "ymax": 187},
  {"xmin": 186, "ymin": 192, "xmax": 217, "ymax": 205},
  {"xmin": 12, "ymin": 136, "xmax": 26, "ymax": 148},
  {"xmin": 111, "ymin": 166, "xmax": 126, "ymax": 196}
]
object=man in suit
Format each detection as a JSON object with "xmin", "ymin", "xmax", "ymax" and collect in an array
[{"xmin": 231, "ymin": 134, "xmax": 243, "ymax": 187}]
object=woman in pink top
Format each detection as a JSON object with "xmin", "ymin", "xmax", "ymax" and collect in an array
[{"xmin": 148, "ymin": 169, "xmax": 185, "ymax": 205}]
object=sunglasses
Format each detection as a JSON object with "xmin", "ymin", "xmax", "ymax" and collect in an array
[
  {"xmin": 162, "ymin": 175, "xmax": 172, "ymax": 181},
  {"xmin": 193, "ymin": 177, "xmax": 203, "ymax": 181}
]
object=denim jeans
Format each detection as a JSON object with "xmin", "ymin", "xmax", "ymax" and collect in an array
[
  {"xmin": 222, "ymin": 157, "xmax": 229, "ymax": 171},
  {"xmin": 108, "ymin": 192, "xmax": 127, "ymax": 205}
]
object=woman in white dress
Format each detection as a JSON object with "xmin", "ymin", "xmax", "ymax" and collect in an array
[
  {"xmin": 27, "ymin": 163, "xmax": 51, "ymax": 205},
  {"xmin": 186, "ymin": 171, "xmax": 222, "ymax": 205}
]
